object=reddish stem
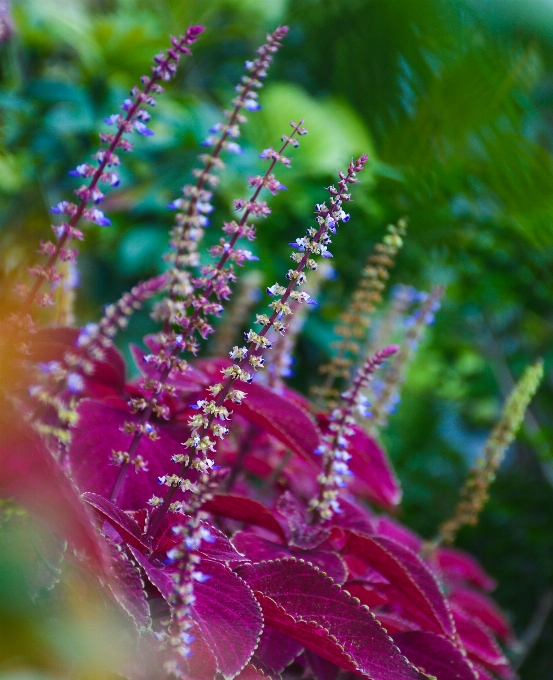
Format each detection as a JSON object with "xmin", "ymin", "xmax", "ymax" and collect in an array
[
  {"xmin": 20, "ymin": 34, "xmax": 198, "ymax": 319},
  {"xmin": 109, "ymin": 124, "xmax": 302, "ymax": 505},
  {"xmin": 145, "ymin": 158, "xmax": 366, "ymax": 541}
]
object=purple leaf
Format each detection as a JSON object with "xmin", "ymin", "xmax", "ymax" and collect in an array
[
  {"xmin": 253, "ymin": 626, "xmax": 303, "ymax": 675},
  {"xmin": 471, "ymin": 664, "xmax": 496, "ymax": 680},
  {"xmin": 392, "ymin": 631, "xmax": 478, "ymax": 680},
  {"xmin": 69, "ymin": 400, "xmax": 186, "ymax": 509},
  {"xmin": 127, "ymin": 626, "xmax": 218, "ymax": 680},
  {"xmin": 108, "ymin": 542, "xmax": 151, "ymax": 632},
  {"xmin": 130, "ymin": 343, "xmax": 210, "ymax": 393},
  {"xmin": 345, "ymin": 423, "xmax": 402, "ymax": 509},
  {"xmin": 233, "ymin": 380, "xmax": 321, "ymax": 465},
  {"xmin": 437, "ymin": 548, "xmax": 496, "ymax": 592},
  {"xmin": 131, "ymin": 550, "xmax": 263, "ymax": 679},
  {"xmin": 202, "ymin": 494, "xmax": 287, "ymax": 542},
  {"xmin": 451, "ymin": 605, "xmax": 513, "ymax": 679},
  {"xmin": 342, "ymin": 531, "xmax": 455, "ymax": 638},
  {"xmin": 30, "ymin": 327, "xmax": 127, "ymax": 397},
  {"xmin": 449, "ymin": 587, "xmax": 513, "ymax": 642},
  {"xmin": 329, "ymin": 496, "xmax": 374, "ymax": 535},
  {"xmin": 342, "ymin": 581, "xmax": 388, "ymax": 609},
  {"xmin": 0, "ymin": 401, "xmax": 109, "ymax": 578},
  {"xmin": 82, "ymin": 492, "xmax": 149, "ymax": 552},
  {"xmin": 304, "ymin": 650, "xmax": 341, "ymax": 680},
  {"xmin": 191, "ymin": 559, "xmax": 263, "ymax": 679},
  {"xmin": 235, "ymin": 665, "xmax": 270, "ymax": 680},
  {"xmin": 128, "ymin": 546, "xmax": 173, "ymax": 599},
  {"xmin": 275, "ymin": 491, "xmax": 330, "ymax": 549},
  {"xmin": 236, "ymin": 558, "xmax": 425, "ymax": 680},
  {"xmin": 372, "ymin": 516, "xmax": 423, "ymax": 554},
  {"xmin": 198, "ymin": 532, "xmax": 250, "ymax": 565},
  {"xmin": 232, "ymin": 531, "xmax": 347, "ymax": 585},
  {"xmin": 372, "ymin": 613, "xmax": 420, "ymax": 634},
  {"xmin": 153, "ymin": 515, "xmax": 249, "ymax": 565}
]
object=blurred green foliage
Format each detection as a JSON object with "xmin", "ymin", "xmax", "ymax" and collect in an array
[{"xmin": 1, "ymin": 0, "xmax": 553, "ymax": 676}]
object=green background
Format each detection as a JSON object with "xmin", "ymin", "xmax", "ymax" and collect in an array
[{"xmin": 1, "ymin": 0, "xmax": 553, "ymax": 676}]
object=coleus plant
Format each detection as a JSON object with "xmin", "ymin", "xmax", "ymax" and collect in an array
[{"xmin": 0, "ymin": 22, "xmax": 543, "ymax": 680}]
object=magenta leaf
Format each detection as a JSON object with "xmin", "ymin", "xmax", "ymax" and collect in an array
[
  {"xmin": 232, "ymin": 531, "xmax": 347, "ymax": 584},
  {"xmin": 179, "ymin": 626, "xmax": 219, "ymax": 680},
  {"xmin": 128, "ymin": 546, "xmax": 173, "ymax": 599},
  {"xmin": 82, "ymin": 492, "xmax": 149, "ymax": 552},
  {"xmin": 451, "ymin": 605, "xmax": 513, "ymax": 679},
  {"xmin": 191, "ymin": 559, "xmax": 264, "ymax": 679},
  {"xmin": 130, "ymin": 343, "xmax": 210, "ymax": 393},
  {"xmin": 471, "ymin": 664, "xmax": 496, "ymax": 680},
  {"xmin": 317, "ymin": 415, "xmax": 401, "ymax": 510},
  {"xmin": 372, "ymin": 613, "xmax": 420, "ymax": 635},
  {"xmin": 202, "ymin": 494, "xmax": 287, "ymax": 541},
  {"xmin": 233, "ymin": 380, "xmax": 322, "ymax": 465},
  {"xmin": 372, "ymin": 516, "xmax": 423, "ymax": 554},
  {"xmin": 392, "ymin": 631, "xmax": 478, "ymax": 680},
  {"xmin": 108, "ymin": 541, "xmax": 151, "ymax": 632},
  {"xmin": 153, "ymin": 515, "xmax": 249, "ymax": 564},
  {"xmin": 449, "ymin": 586, "xmax": 513, "ymax": 642},
  {"xmin": 131, "ymin": 549, "xmax": 263, "ymax": 679},
  {"xmin": 235, "ymin": 664, "xmax": 270, "ymax": 680},
  {"xmin": 304, "ymin": 650, "xmax": 341, "ymax": 680},
  {"xmin": 237, "ymin": 558, "xmax": 425, "ymax": 680},
  {"xmin": 69, "ymin": 399, "xmax": 186, "ymax": 509},
  {"xmin": 342, "ymin": 531, "xmax": 455, "ymax": 638},
  {"xmin": 437, "ymin": 548, "xmax": 496, "ymax": 592},
  {"xmin": 346, "ymin": 424, "xmax": 402, "ymax": 509},
  {"xmin": 30, "ymin": 327, "xmax": 126, "ymax": 396},
  {"xmin": 253, "ymin": 625, "xmax": 303, "ymax": 675},
  {"xmin": 329, "ymin": 496, "xmax": 375, "ymax": 535},
  {"xmin": 275, "ymin": 491, "xmax": 330, "ymax": 549},
  {"xmin": 0, "ymin": 401, "xmax": 109, "ymax": 577},
  {"xmin": 342, "ymin": 581, "xmax": 388, "ymax": 609},
  {"xmin": 128, "ymin": 625, "xmax": 217, "ymax": 680}
]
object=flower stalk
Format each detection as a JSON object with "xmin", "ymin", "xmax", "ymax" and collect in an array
[
  {"xmin": 145, "ymin": 154, "xmax": 369, "ymax": 540},
  {"xmin": 309, "ymin": 344, "xmax": 398, "ymax": 522},
  {"xmin": 15, "ymin": 26, "xmax": 203, "ymax": 326},
  {"xmin": 435, "ymin": 359, "xmax": 543, "ymax": 546},
  {"xmin": 109, "ymin": 122, "xmax": 304, "ymax": 504},
  {"xmin": 366, "ymin": 284, "xmax": 443, "ymax": 434},
  {"xmin": 314, "ymin": 219, "xmax": 407, "ymax": 408},
  {"xmin": 155, "ymin": 26, "xmax": 289, "ymax": 332}
]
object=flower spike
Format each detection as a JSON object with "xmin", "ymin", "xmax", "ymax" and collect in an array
[
  {"xmin": 309, "ymin": 344, "xmax": 398, "ymax": 522},
  {"xmin": 435, "ymin": 359, "xmax": 543, "ymax": 546},
  {"xmin": 155, "ymin": 26, "xmax": 289, "ymax": 332},
  {"xmin": 366, "ymin": 284, "xmax": 444, "ymax": 434},
  {"xmin": 109, "ymin": 120, "xmax": 303, "ymax": 505},
  {"xmin": 314, "ymin": 218, "xmax": 407, "ymax": 409},
  {"xmin": 14, "ymin": 26, "xmax": 203, "ymax": 326},
  {"xmin": 145, "ymin": 154, "xmax": 369, "ymax": 541}
]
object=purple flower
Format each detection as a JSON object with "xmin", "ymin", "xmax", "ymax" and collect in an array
[
  {"xmin": 67, "ymin": 372, "xmax": 85, "ymax": 394},
  {"xmin": 104, "ymin": 114, "xmax": 120, "ymax": 126},
  {"xmin": 89, "ymin": 209, "xmax": 111, "ymax": 226},
  {"xmin": 51, "ymin": 201, "xmax": 70, "ymax": 215},
  {"xmin": 226, "ymin": 142, "xmax": 242, "ymax": 154},
  {"xmin": 134, "ymin": 120, "xmax": 154, "ymax": 136},
  {"xmin": 68, "ymin": 163, "xmax": 92, "ymax": 178},
  {"xmin": 245, "ymin": 99, "xmax": 262, "ymax": 111}
]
